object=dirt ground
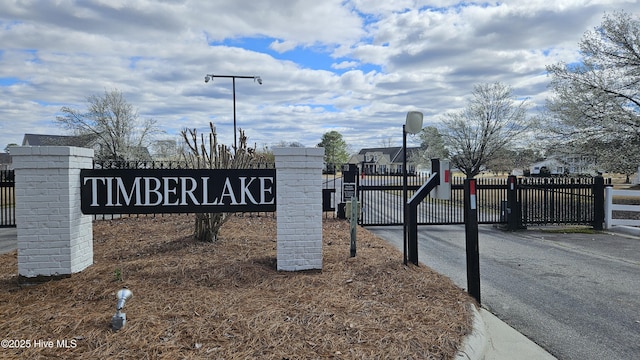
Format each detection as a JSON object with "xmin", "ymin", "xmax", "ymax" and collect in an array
[{"xmin": 0, "ymin": 215, "xmax": 474, "ymax": 359}]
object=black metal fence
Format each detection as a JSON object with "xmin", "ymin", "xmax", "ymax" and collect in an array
[
  {"xmin": 0, "ymin": 170, "xmax": 16, "ymax": 227},
  {"xmin": 91, "ymin": 160, "xmax": 276, "ymax": 220},
  {"xmin": 93, "ymin": 160, "xmax": 191, "ymax": 169},
  {"xmin": 358, "ymin": 175, "xmax": 508, "ymax": 226},
  {"xmin": 518, "ymin": 177, "xmax": 601, "ymax": 225},
  {"xmin": 93, "ymin": 160, "xmax": 275, "ymax": 169},
  {"xmin": 322, "ymin": 171, "xmax": 339, "ymax": 219},
  {"xmin": 357, "ymin": 173, "xmax": 607, "ymax": 228}
]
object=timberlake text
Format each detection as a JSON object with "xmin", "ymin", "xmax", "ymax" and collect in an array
[{"xmin": 80, "ymin": 169, "xmax": 276, "ymax": 214}]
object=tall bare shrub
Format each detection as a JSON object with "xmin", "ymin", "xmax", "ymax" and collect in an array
[{"xmin": 181, "ymin": 123, "xmax": 260, "ymax": 242}]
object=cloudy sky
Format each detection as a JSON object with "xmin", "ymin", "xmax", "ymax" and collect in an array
[{"xmin": 1, "ymin": 0, "xmax": 639, "ymax": 154}]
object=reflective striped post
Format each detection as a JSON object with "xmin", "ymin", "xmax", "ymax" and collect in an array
[{"xmin": 464, "ymin": 178, "xmax": 481, "ymax": 304}]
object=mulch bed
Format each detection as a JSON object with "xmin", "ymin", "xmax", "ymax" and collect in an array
[{"xmin": 0, "ymin": 215, "xmax": 473, "ymax": 359}]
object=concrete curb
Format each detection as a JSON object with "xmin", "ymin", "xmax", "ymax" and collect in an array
[
  {"xmin": 607, "ymin": 225, "xmax": 640, "ymax": 238},
  {"xmin": 456, "ymin": 304, "xmax": 487, "ymax": 360}
]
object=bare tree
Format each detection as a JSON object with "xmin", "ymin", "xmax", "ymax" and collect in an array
[
  {"xmin": 440, "ymin": 82, "xmax": 531, "ymax": 178},
  {"xmin": 546, "ymin": 11, "xmax": 640, "ymax": 140},
  {"xmin": 181, "ymin": 123, "xmax": 265, "ymax": 242},
  {"xmin": 56, "ymin": 89, "xmax": 159, "ymax": 161},
  {"xmin": 272, "ymin": 140, "xmax": 305, "ymax": 148},
  {"xmin": 586, "ymin": 137, "xmax": 640, "ymax": 182},
  {"xmin": 485, "ymin": 148, "xmax": 516, "ymax": 176},
  {"xmin": 378, "ymin": 136, "xmax": 395, "ymax": 148},
  {"xmin": 545, "ymin": 10, "xmax": 640, "ymax": 174}
]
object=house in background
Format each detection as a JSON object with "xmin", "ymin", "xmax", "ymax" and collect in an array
[
  {"xmin": 22, "ymin": 133, "xmax": 98, "ymax": 148},
  {"xmin": 21, "ymin": 133, "xmax": 151, "ymax": 161},
  {"xmin": 528, "ymin": 158, "xmax": 566, "ymax": 176},
  {"xmin": 527, "ymin": 154, "xmax": 598, "ymax": 176},
  {"xmin": 349, "ymin": 146, "xmax": 420, "ymax": 175}
]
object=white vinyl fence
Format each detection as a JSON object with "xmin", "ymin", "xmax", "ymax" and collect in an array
[{"xmin": 604, "ymin": 187, "xmax": 640, "ymax": 229}]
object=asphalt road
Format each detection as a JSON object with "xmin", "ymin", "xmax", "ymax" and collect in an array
[
  {"xmin": 368, "ymin": 224, "xmax": 640, "ymax": 360},
  {"xmin": 0, "ymin": 227, "xmax": 16, "ymax": 254}
]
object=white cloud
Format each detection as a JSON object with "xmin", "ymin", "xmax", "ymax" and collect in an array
[
  {"xmin": 332, "ymin": 61, "xmax": 359, "ymax": 70},
  {"xmin": 269, "ymin": 40, "xmax": 297, "ymax": 53},
  {"xmin": 1, "ymin": 0, "xmax": 639, "ymax": 152}
]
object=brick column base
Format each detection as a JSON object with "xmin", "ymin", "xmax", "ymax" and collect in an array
[{"xmin": 12, "ymin": 146, "xmax": 94, "ymax": 279}]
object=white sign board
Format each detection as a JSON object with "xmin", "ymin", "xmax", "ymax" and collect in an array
[
  {"xmin": 343, "ymin": 182, "xmax": 356, "ymax": 201},
  {"xmin": 431, "ymin": 160, "xmax": 451, "ymax": 200}
]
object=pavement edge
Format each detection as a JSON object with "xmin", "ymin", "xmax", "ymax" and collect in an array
[
  {"xmin": 455, "ymin": 304, "xmax": 487, "ymax": 360},
  {"xmin": 608, "ymin": 225, "xmax": 640, "ymax": 238}
]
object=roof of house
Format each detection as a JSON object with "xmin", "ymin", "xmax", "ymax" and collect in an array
[
  {"xmin": 22, "ymin": 133, "xmax": 98, "ymax": 148},
  {"xmin": 358, "ymin": 146, "xmax": 402, "ymax": 156},
  {"xmin": 129, "ymin": 146, "xmax": 152, "ymax": 160},
  {"xmin": 18, "ymin": 134, "xmax": 152, "ymax": 161},
  {"xmin": 392, "ymin": 147, "xmax": 420, "ymax": 163},
  {"xmin": 357, "ymin": 146, "xmax": 420, "ymax": 163}
]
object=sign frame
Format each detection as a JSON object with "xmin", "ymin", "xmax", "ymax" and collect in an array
[
  {"xmin": 80, "ymin": 168, "xmax": 276, "ymax": 214},
  {"xmin": 342, "ymin": 182, "xmax": 356, "ymax": 202}
]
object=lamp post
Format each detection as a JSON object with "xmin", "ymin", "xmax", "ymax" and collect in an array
[
  {"xmin": 204, "ymin": 74, "xmax": 262, "ymax": 150},
  {"xmin": 403, "ymin": 111, "xmax": 424, "ymax": 265}
]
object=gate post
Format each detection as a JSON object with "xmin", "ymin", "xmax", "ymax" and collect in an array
[
  {"xmin": 506, "ymin": 175, "xmax": 522, "ymax": 230},
  {"xmin": 12, "ymin": 146, "xmax": 94, "ymax": 280},
  {"xmin": 274, "ymin": 147, "xmax": 324, "ymax": 271},
  {"xmin": 592, "ymin": 175, "xmax": 605, "ymax": 230}
]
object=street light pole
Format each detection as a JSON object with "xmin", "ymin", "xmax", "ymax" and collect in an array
[
  {"xmin": 403, "ymin": 111, "xmax": 424, "ymax": 265},
  {"xmin": 232, "ymin": 77, "xmax": 237, "ymax": 150},
  {"xmin": 204, "ymin": 74, "xmax": 262, "ymax": 150},
  {"xmin": 403, "ymin": 124, "xmax": 408, "ymax": 265}
]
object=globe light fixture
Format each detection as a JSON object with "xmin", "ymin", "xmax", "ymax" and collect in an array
[
  {"xmin": 111, "ymin": 288, "xmax": 133, "ymax": 331},
  {"xmin": 405, "ymin": 111, "xmax": 424, "ymax": 135}
]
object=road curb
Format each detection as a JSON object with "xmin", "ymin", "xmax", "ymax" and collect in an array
[
  {"xmin": 607, "ymin": 225, "xmax": 640, "ymax": 238},
  {"xmin": 456, "ymin": 304, "xmax": 487, "ymax": 360}
]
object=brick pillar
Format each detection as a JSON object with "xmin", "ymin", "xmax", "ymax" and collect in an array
[
  {"xmin": 274, "ymin": 147, "xmax": 324, "ymax": 271},
  {"xmin": 12, "ymin": 146, "xmax": 94, "ymax": 279}
]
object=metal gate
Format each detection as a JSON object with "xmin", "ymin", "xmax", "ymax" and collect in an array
[
  {"xmin": 358, "ymin": 175, "xmax": 507, "ymax": 226},
  {"xmin": 0, "ymin": 170, "xmax": 16, "ymax": 227},
  {"xmin": 518, "ymin": 177, "xmax": 600, "ymax": 225},
  {"xmin": 358, "ymin": 174, "xmax": 606, "ymax": 228}
]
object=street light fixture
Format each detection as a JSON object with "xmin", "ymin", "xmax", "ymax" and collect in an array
[
  {"xmin": 403, "ymin": 111, "xmax": 424, "ymax": 265},
  {"xmin": 204, "ymin": 74, "xmax": 262, "ymax": 150}
]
